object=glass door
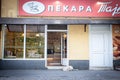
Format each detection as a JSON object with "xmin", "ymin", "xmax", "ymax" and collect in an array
[
  {"xmin": 47, "ymin": 32, "xmax": 67, "ymax": 66},
  {"xmin": 61, "ymin": 33, "xmax": 67, "ymax": 66}
]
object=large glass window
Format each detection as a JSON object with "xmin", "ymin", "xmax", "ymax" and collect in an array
[
  {"xmin": 26, "ymin": 25, "xmax": 45, "ymax": 58},
  {"xmin": 4, "ymin": 25, "xmax": 24, "ymax": 58},
  {"xmin": 4, "ymin": 24, "xmax": 45, "ymax": 59}
]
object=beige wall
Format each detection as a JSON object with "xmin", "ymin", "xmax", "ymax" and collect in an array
[
  {"xmin": 68, "ymin": 25, "xmax": 89, "ymax": 60},
  {"xmin": 1, "ymin": 0, "xmax": 17, "ymax": 17}
]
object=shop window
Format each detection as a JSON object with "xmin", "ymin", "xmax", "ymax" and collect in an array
[
  {"xmin": 26, "ymin": 25, "xmax": 45, "ymax": 58},
  {"xmin": 4, "ymin": 25, "xmax": 24, "ymax": 58},
  {"xmin": 4, "ymin": 24, "xmax": 45, "ymax": 59},
  {"xmin": 113, "ymin": 25, "xmax": 120, "ymax": 60}
]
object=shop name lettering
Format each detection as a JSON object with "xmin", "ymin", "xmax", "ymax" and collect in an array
[
  {"xmin": 48, "ymin": 5, "xmax": 92, "ymax": 12},
  {"xmin": 98, "ymin": 2, "xmax": 120, "ymax": 16},
  {"xmin": 23, "ymin": 1, "xmax": 120, "ymax": 16}
]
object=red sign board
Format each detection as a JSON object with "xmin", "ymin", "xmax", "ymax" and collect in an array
[{"xmin": 18, "ymin": 0, "xmax": 120, "ymax": 17}]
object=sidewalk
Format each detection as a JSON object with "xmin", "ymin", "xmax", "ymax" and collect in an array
[{"xmin": 0, "ymin": 70, "xmax": 120, "ymax": 80}]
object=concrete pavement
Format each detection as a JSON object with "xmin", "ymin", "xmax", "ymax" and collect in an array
[{"xmin": 0, "ymin": 70, "xmax": 120, "ymax": 80}]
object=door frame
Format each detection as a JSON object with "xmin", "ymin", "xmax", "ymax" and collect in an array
[
  {"xmin": 45, "ymin": 25, "xmax": 69, "ymax": 69},
  {"xmin": 89, "ymin": 25, "xmax": 113, "ymax": 70}
]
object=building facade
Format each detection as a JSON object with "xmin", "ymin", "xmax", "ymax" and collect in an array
[{"xmin": 0, "ymin": 0, "xmax": 120, "ymax": 70}]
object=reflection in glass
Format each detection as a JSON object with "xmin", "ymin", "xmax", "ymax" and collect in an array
[
  {"xmin": 26, "ymin": 25, "xmax": 45, "ymax": 58},
  {"xmin": 4, "ymin": 25, "xmax": 24, "ymax": 58}
]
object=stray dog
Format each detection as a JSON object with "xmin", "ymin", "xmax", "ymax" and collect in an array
[{"xmin": 62, "ymin": 66, "xmax": 73, "ymax": 71}]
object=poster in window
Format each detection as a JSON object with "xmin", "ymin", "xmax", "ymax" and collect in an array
[{"xmin": 113, "ymin": 25, "xmax": 120, "ymax": 60}]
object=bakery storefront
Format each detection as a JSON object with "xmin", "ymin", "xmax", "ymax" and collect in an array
[{"xmin": 0, "ymin": 0, "xmax": 120, "ymax": 70}]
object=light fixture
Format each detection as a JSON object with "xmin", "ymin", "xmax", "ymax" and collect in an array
[
  {"xmin": 22, "ymin": 33, "xmax": 24, "ymax": 36},
  {"xmin": 36, "ymin": 33, "xmax": 40, "ymax": 37},
  {"xmin": 63, "ymin": 34, "xmax": 67, "ymax": 38},
  {"xmin": 4, "ymin": 24, "xmax": 7, "ymax": 27}
]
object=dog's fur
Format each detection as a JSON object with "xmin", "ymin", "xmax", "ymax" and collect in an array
[{"xmin": 62, "ymin": 66, "xmax": 73, "ymax": 71}]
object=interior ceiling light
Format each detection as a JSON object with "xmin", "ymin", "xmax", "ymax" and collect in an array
[{"xmin": 36, "ymin": 33, "xmax": 40, "ymax": 37}]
